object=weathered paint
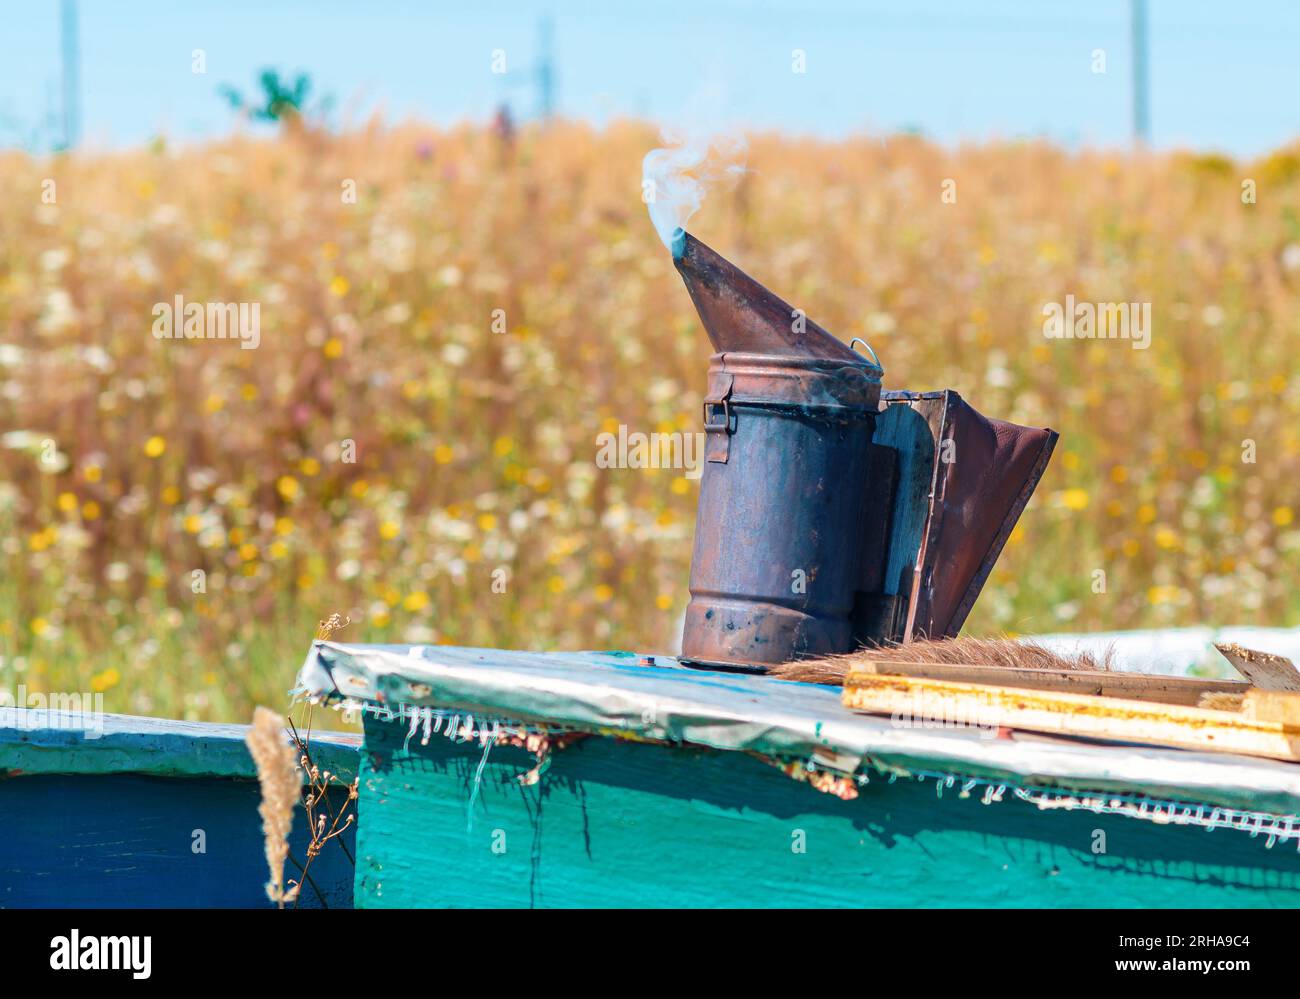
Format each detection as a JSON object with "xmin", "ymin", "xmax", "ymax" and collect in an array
[
  {"xmin": 0, "ymin": 773, "xmax": 355, "ymax": 908},
  {"xmin": 0, "ymin": 709, "xmax": 360, "ymax": 780},
  {"xmin": 356, "ymin": 714, "xmax": 1300, "ymax": 908},
  {"xmin": 302, "ymin": 643, "xmax": 1300, "ymax": 815},
  {"xmin": 0, "ymin": 710, "xmax": 359, "ymax": 908}
]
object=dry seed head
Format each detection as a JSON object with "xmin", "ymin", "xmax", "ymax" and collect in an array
[
  {"xmin": 315, "ymin": 613, "xmax": 352, "ymax": 640},
  {"xmin": 245, "ymin": 705, "xmax": 301, "ymax": 906}
]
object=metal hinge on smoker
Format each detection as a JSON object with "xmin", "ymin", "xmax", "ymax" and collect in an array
[{"xmin": 703, "ymin": 370, "xmax": 736, "ymax": 463}]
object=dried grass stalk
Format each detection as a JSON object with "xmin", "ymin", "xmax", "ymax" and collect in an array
[
  {"xmin": 769, "ymin": 636, "xmax": 1114, "ymax": 686},
  {"xmin": 245, "ymin": 706, "xmax": 302, "ymax": 906}
]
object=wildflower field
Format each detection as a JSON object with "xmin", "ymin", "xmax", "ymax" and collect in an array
[{"xmin": 3, "ymin": 121, "xmax": 1300, "ymax": 722}]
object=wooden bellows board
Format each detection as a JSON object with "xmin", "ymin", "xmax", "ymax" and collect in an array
[{"xmin": 841, "ymin": 643, "xmax": 1300, "ymax": 763}]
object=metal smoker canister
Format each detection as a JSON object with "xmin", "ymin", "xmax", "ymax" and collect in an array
[{"xmin": 681, "ymin": 350, "xmax": 883, "ymax": 670}]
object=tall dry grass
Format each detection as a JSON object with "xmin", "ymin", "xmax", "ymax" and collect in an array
[{"xmin": 2, "ymin": 120, "xmax": 1299, "ymax": 721}]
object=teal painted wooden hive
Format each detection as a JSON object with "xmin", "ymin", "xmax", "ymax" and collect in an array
[{"xmin": 298, "ymin": 642, "xmax": 1300, "ymax": 908}]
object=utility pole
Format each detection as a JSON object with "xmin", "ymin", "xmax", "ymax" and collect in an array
[
  {"xmin": 1131, "ymin": 0, "xmax": 1150, "ymax": 145},
  {"xmin": 535, "ymin": 16, "xmax": 555, "ymax": 121},
  {"xmin": 60, "ymin": 0, "xmax": 81, "ymax": 149}
]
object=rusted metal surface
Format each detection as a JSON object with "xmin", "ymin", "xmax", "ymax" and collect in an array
[
  {"xmin": 871, "ymin": 391, "xmax": 1058, "ymax": 642},
  {"xmin": 682, "ymin": 358, "xmax": 880, "ymax": 668},
  {"xmin": 676, "ymin": 234, "xmax": 884, "ymax": 669},
  {"xmin": 848, "ymin": 442, "xmax": 904, "ymax": 642},
  {"xmin": 672, "ymin": 232, "xmax": 1055, "ymax": 669},
  {"xmin": 673, "ymin": 231, "xmax": 861, "ymax": 360}
]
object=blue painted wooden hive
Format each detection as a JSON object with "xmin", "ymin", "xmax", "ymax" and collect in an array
[{"xmin": 0, "ymin": 708, "xmax": 359, "ymax": 908}]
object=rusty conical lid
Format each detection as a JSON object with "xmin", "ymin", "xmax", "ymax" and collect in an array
[{"xmin": 673, "ymin": 230, "xmax": 862, "ymax": 362}]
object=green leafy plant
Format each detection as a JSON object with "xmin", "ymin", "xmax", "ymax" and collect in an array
[{"xmin": 220, "ymin": 69, "xmax": 330, "ymax": 127}]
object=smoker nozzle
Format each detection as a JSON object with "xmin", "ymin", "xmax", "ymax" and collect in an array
[{"xmin": 673, "ymin": 230, "xmax": 864, "ymax": 362}]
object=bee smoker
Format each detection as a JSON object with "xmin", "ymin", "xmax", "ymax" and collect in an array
[
  {"xmin": 672, "ymin": 231, "xmax": 1059, "ymax": 671},
  {"xmin": 673, "ymin": 232, "xmax": 884, "ymax": 669}
]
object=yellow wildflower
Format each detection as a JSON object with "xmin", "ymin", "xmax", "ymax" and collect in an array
[
  {"xmin": 1147, "ymin": 585, "xmax": 1183, "ymax": 606},
  {"xmin": 91, "ymin": 667, "xmax": 121, "ymax": 692},
  {"xmin": 403, "ymin": 591, "xmax": 430, "ymax": 612}
]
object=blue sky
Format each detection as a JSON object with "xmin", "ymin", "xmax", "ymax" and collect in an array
[{"xmin": 2, "ymin": 0, "xmax": 1297, "ymax": 155}]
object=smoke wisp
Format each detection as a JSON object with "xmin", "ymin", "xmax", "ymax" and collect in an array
[{"xmin": 642, "ymin": 127, "xmax": 746, "ymax": 254}]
